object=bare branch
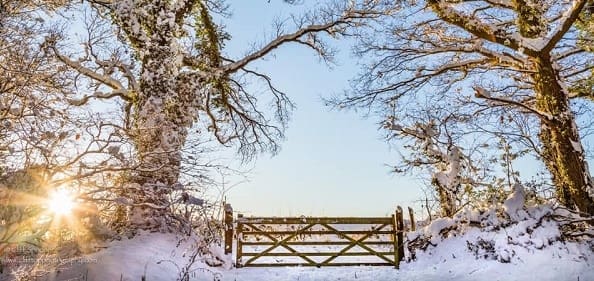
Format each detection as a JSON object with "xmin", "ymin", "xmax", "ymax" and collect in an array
[
  {"xmin": 222, "ymin": 5, "xmax": 388, "ymax": 73},
  {"xmin": 50, "ymin": 45, "xmax": 128, "ymax": 93},
  {"xmin": 473, "ymin": 86, "xmax": 553, "ymax": 120},
  {"xmin": 483, "ymin": 0, "xmax": 514, "ymax": 9},
  {"xmin": 543, "ymin": 0, "xmax": 589, "ymax": 53},
  {"xmin": 221, "ymin": 21, "xmax": 347, "ymax": 73},
  {"xmin": 427, "ymin": 0, "xmax": 540, "ymax": 56},
  {"xmin": 67, "ymin": 90, "xmax": 131, "ymax": 106}
]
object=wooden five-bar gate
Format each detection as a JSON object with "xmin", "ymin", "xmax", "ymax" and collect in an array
[{"xmin": 223, "ymin": 205, "xmax": 413, "ymax": 268}]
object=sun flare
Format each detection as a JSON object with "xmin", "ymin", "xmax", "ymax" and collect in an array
[{"xmin": 47, "ymin": 189, "xmax": 76, "ymax": 216}]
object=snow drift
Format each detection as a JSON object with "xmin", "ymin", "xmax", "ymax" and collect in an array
[
  {"xmin": 3, "ymin": 185, "xmax": 593, "ymax": 280},
  {"xmin": 404, "ymin": 186, "xmax": 594, "ymax": 280}
]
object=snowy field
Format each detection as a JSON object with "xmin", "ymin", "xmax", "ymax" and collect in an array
[
  {"xmin": 2, "ymin": 194, "xmax": 593, "ymax": 281},
  {"xmin": 28, "ymin": 228, "xmax": 592, "ymax": 281},
  {"xmin": 10, "ymin": 206, "xmax": 590, "ymax": 281}
]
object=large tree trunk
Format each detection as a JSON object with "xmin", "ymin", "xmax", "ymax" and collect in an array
[
  {"xmin": 110, "ymin": 0, "xmax": 205, "ymax": 232},
  {"xmin": 127, "ymin": 41, "xmax": 191, "ymax": 231},
  {"xmin": 533, "ymin": 55, "xmax": 594, "ymax": 215}
]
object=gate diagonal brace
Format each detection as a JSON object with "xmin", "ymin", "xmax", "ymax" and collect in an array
[
  {"xmin": 243, "ymin": 223, "xmax": 318, "ymax": 266},
  {"xmin": 319, "ymin": 223, "xmax": 395, "ymax": 265}
]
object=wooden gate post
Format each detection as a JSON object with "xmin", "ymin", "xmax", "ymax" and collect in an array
[
  {"xmin": 408, "ymin": 206, "xmax": 416, "ymax": 231},
  {"xmin": 224, "ymin": 203, "xmax": 233, "ymax": 255},
  {"xmin": 392, "ymin": 211, "xmax": 399, "ymax": 269},
  {"xmin": 236, "ymin": 213, "xmax": 244, "ymax": 268},
  {"xmin": 395, "ymin": 206, "xmax": 405, "ymax": 267}
]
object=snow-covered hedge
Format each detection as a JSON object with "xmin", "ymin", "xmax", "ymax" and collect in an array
[{"xmin": 406, "ymin": 185, "xmax": 594, "ymax": 264}]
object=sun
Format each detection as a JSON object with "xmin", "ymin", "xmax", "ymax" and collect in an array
[{"xmin": 47, "ymin": 188, "xmax": 76, "ymax": 216}]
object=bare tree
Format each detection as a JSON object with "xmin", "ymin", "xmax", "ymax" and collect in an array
[
  {"xmin": 0, "ymin": 0, "xmax": 134, "ymax": 253},
  {"xmin": 0, "ymin": 0, "xmax": 75, "ymax": 254},
  {"xmin": 384, "ymin": 105, "xmax": 528, "ymax": 217},
  {"xmin": 336, "ymin": 0, "xmax": 594, "ymax": 215},
  {"xmin": 41, "ymin": 0, "xmax": 391, "ymax": 231},
  {"xmin": 386, "ymin": 117, "xmax": 470, "ymax": 217}
]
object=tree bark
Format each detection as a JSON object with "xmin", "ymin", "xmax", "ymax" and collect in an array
[
  {"xmin": 433, "ymin": 178, "xmax": 457, "ymax": 217},
  {"xmin": 126, "ymin": 32, "xmax": 194, "ymax": 232},
  {"xmin": 533, "ymin": 54, "xmax": 594, "ymax": 215},
  {"xmin": 105, "ymin": 0, "xmax": 212, "ymax": 232}
]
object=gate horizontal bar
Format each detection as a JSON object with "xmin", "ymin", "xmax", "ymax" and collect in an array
[
  {"xmin": 241, "ymin": 230, "xmax": 395, "ymax": 235},
  {"xmin": 241, "ymin": 252, "xmax": 395, "ymax": 256},
  {"xmin": 241, "ymin": 241, "xmax": 394, "ymax": 246},
  {"xmin": 242, "ymin": 262, "xmax": 395, "ymax": 267},
  {"xmin": 237, "ymin": 217, "xmax": 393, "ymax": 224}
]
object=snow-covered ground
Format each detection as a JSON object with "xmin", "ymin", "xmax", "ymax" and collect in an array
[
  {"xmin": 3, "ymin": 199, "xmax": 593, "ymax": 281},
  {"xmin": 31, "ymin": 227, "xmax": 592, "ymax": 281}
]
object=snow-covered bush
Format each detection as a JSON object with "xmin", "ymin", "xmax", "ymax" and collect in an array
[{"xmin": 406, "ymin": 185, "xmax": 594, "ymax": 264}]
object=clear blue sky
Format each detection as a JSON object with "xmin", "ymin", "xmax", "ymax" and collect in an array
[
  {"xmin": 213, "ymin": 0, "xmax": 594, "ymax": 218},
  {"xmin": 217, "ymin": 1, "xmax": 425, "ymax": 217}
]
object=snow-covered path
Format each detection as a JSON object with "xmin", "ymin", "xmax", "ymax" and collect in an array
[
  {"xmin": 6, "ymin": 230, "xmax": 592, "ymax": 281},
  {"xmin": 218, "ymin": 258, "xmax": 591, "ymax": 281},
  {"xmin": 57, "ymin": 228, "xmax": 592, "ymax": 281}
]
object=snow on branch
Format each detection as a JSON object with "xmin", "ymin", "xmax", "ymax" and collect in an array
[
  {"xmin": 222, "ymin": 3, "xmax": 390, "ymax": 74},
  {"xmin": 428, "ymin": 0, "xmax": 540, "ymax": 57},
  {"xmin": 553, "ymin": 48, "xmax": 586, "ymax": 61},
  {"xmin": 51, "ymin": 46, "xmax": 133, "ymax": 105},
  {"xmin": 390, "ymin": 40, "xmax": 528, "ymax": 68},
  {"xmin": 67, "ymin": 90, "xmax": 131, "ymax": 106},
  {"xmin": 542, "ymin": 0, "xmax": 589, "ymax": 53},
  {"xmin": 48, "ymin": 44, "xmax": 128, "ymax": 93},
  {"xmin": 482, "ymin": 0, "xmax": 514, "ymax": 9},
  {"xmin": 473, "ymin": 86, "xmax": 553, "ymax": 121},
  {"xmin": 221, "ymin": 21, "xmax": 347, "ymax": 73}
]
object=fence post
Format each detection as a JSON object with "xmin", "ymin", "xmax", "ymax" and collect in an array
[
  {"xmin": 392, "ymin": 211, "xmax": 399, "ymax": 269},
  {"xmin": 408, "ymin": 206, "xmax": 416, "ymax": 231},
  {"xmin": 223, "ymin": 203, "xmax": 233, "ymax": 255},
  {"xmin": 235, "ymin": 213, "xmax": 244, "ymax": 268},
  {"xmin": 396, "ymin": 206, "xmax": 405, "ymax": 267}
]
